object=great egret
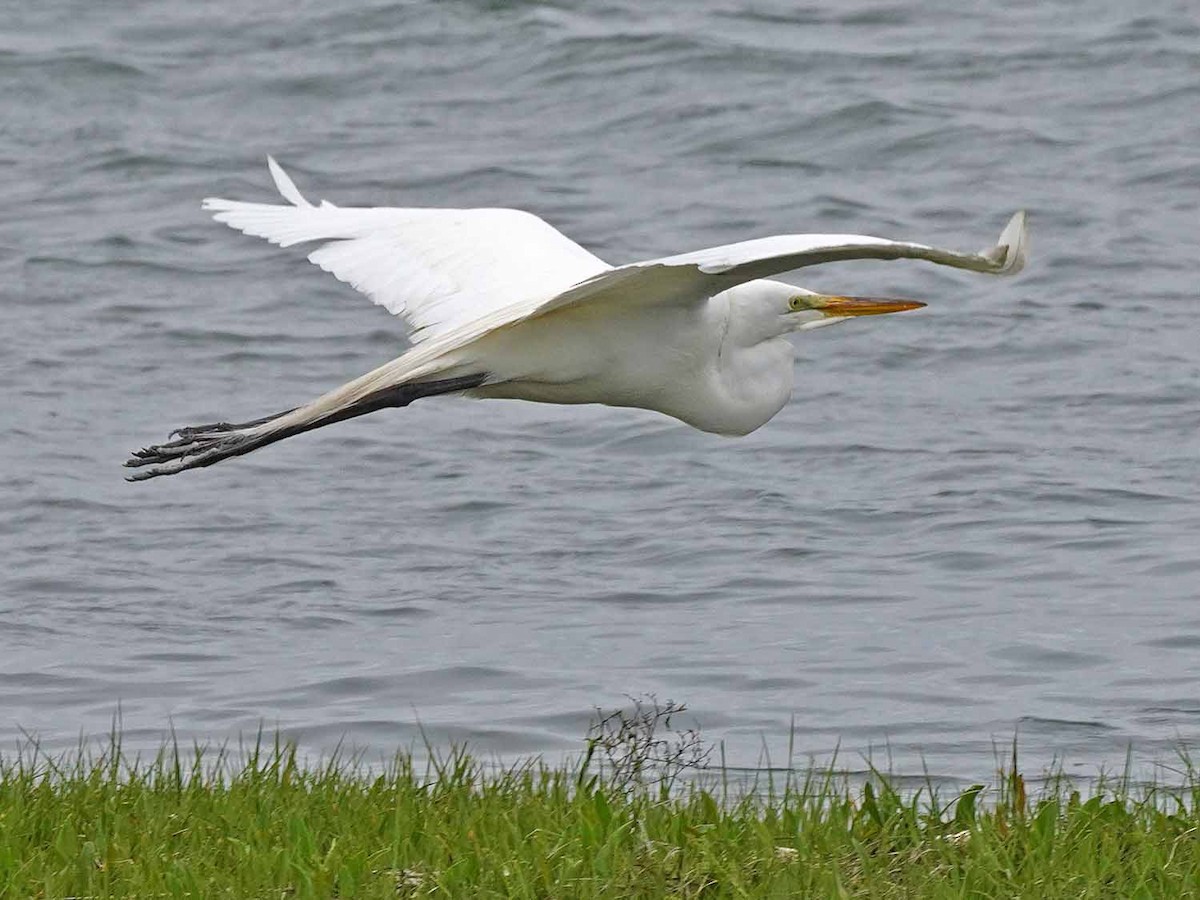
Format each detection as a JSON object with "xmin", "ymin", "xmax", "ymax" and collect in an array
[{"xmin": 126, "ymin": 159, "xmax": 1027, "ymax": 480}]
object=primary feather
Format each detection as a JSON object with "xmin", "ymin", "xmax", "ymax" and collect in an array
[{"xmin": 202, "ymin": 157, "xmax": 609, "ymax": 343}]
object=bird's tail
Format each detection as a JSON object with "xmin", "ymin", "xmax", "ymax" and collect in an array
[{"xmin": 124, "ymin": 364, "xmax": 487, "ymax": 481}]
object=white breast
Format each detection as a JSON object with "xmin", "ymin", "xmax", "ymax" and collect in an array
[{"xmin": 466, "ymin": 291, "xmax": 795, "ymax": 437}]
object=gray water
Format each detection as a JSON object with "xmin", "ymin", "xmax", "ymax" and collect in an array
[{"xmin": 2, "ymin": 0, "xmax": 1198, "ymax": 782}]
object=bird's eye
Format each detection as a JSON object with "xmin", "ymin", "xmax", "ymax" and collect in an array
[{"xmin": 789, "ymin": 296, "xmax": 804, "ymax": 310}]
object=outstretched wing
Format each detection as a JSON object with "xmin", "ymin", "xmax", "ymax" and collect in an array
[
  {"xmin": 526, "ymin": 210, "xmax": 1028, "ymax": 320},
  {"xmin": 202, "ymin": 158, "xmax": 611, "ymax": 344}
]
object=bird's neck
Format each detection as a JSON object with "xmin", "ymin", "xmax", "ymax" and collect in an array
[{"xmin": 700, "ymin": 286, "xmax": 796, "ymax": 435}]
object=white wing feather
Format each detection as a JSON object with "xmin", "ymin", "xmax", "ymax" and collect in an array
[
  {"xmin": 202, "ymin": 158, "xmax": 610, "ymax": 343},
  {"xmin": 526, "ymin": 210, "xmax": 1028, "ymax": 320}
]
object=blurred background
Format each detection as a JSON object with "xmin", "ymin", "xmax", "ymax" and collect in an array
[{"xmin": 2, "ymin": 0, "xmax": 1198, "ymax": 783}]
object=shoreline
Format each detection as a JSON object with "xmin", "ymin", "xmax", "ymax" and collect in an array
[{"xmin": 4, "ymin": 723, "xmax": 1197, "ymax": 897}]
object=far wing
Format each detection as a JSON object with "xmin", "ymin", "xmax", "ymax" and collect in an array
[
  {"xmin": 203, "ymin": 158, "xmax": 611, "ymax": 344},
  {"xmin": 528, "ymin": 211, "xmax": 1029, "ymax": 320}
]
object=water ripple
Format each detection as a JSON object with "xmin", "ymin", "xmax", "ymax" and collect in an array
[{"xmin": 1, "ymin": 0, "xmax": 1198, "ymax": 785}]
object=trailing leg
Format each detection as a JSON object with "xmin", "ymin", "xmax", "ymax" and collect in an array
[{"xmin": 125, "ymin": 373, "xmax": 488, "ymax": 481}]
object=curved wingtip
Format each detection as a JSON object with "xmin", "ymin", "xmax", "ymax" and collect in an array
[
  {"xmin": 266, "ymin": 156, "xmax": 314, "ymax": 209},
  {"xmin": 990, "ymin": 210, "xmax": 1028, "ymax": 275}
]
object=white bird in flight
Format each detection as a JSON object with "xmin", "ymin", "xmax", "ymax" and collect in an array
[{"xmin": 126, "ymin": 159, "xmax": 1027, "ymax": 480}]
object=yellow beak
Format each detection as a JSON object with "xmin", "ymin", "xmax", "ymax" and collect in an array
[{"xmin": 809, "ymin": 295, "xmax": 926, "ymax": 317}]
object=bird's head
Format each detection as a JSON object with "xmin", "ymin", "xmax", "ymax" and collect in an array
[
  {"xmin": 784, "ymin": 291, "xmax": 925, "ymax": 332},
  {"xmin": 727, "ymin": 281, "xmax": 928, "ymax": 347}
]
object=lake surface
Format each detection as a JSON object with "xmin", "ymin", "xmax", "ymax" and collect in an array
[{"xmin": 2, "ymin": 0, "xmax": 1198, "ymax": 783}]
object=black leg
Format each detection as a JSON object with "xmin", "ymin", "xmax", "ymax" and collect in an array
[
  {"xmin": 126, "ymin": 373, "xmax": 490, "ymax": 480},
  {"xmin": 170, "ymin": 409, "xmax": 298, "ymax": 439}
]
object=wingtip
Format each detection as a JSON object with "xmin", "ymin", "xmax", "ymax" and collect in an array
[
  {"xmin": 995, "ymin": 210, "xmax": 1028, "ymax": 275},
  {"xmin": 266, "ymin": 156, "xmax": 313, "ymax": 208}
]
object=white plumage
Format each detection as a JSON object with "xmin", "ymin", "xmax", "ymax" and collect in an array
[
  {"xmin": 126, "ymin": 159, "xmax": 1027, "ymax": 480},
  {"xmin": 204, "ymin": 158, "xmax": 610, "ymax": 343}
]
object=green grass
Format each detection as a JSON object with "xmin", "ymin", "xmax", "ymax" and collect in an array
[{"xmin": 2, "ymin": 730, "xmax": 1200, "ymax": 898}]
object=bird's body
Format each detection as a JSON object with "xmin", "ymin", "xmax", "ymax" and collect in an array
[
  {"xmin": 126, "ymin": 160, "xmax": 1027, "ymax": 480},
  {"xmin": 461, "ymin": 281, "xmax": 795, "ymax": 435}
]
